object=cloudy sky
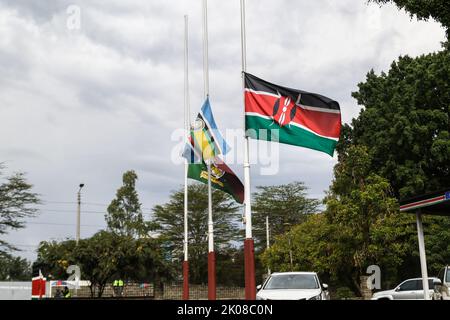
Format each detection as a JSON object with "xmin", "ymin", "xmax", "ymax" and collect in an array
[{"xmin": 0, "ymin": 0, "xmax": 445, "ymax": 261}]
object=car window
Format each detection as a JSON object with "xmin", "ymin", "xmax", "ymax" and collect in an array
[
  {"xmin": 398, "ymin": 280, "xmax": 419, "ymax": 291},
  {"xmin": 417, "ymin": 279, "xmax": 435, "ymax": 290},
  {"xmin": 446, "ymin": 268, "xmax": 450, "ymax": 283},
  {"xmin": 264, "ymin": 274, "xmax": 319, "ymax": 290}
]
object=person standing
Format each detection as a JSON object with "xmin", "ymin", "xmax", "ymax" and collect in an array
[
  {"xmin": 62, "ymin": 286, "xmax": 71, "ymax": 299},
  {"xmin": 113, "ymin": 279, "xmax": 124, "ymax": 297}
]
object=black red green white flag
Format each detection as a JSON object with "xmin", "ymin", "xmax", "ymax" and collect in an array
[
  {"xmin": 244, "ymin": 73, "xmax": 342, "ymax": 156},
  {"xmin": 187, "ymin": 157, "xmax": 244, "ymax": 204}
]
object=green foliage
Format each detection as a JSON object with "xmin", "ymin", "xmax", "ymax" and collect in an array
[
  {"xmin": 105, "ymin": 170, "xmax": 148, "ymax": 237},
  {"xmin": 263, "ymin": 147, "xmax": 419, "ymax": 295},
  {"xmin": 334, "ymin": 287, "xmax": 356, "ymax": 300},
  {"xmin": 370, "ymin": 0, "xmax": 450, "ymax": 38},
  {"xmin": 0, "ymin": 252, "xmax": 31, "ymax": 281},
  {"xmin": 34, "ymin": 231, "xmax": 172, "ymax": 297},
  {"xmin": 252, "ymin": 182, "xmax": 320, "ymax": 251},
  {"xmin": 0, "ymin": 164, "xmax": 40, "ymax": 253},
  {"xmin": 349, "ymin": 50, "xmax": 450, "ymax": 198},
  {"xmin": 262, "ymin": 214, "xmax": 336, "ymax": 274},
  {"xmin": 422, "ymin": 216, "xmax": 450, "ymax": 274},
  {"xmin": 215, "ymin": 248, "xmax": 245, "ymax": 286},
  {"xmin": 152, "ymin": 183, "xmax": 241, "ymax": 285}
]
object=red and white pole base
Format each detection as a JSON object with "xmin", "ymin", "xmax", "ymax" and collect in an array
[
  {"xmin": 208, "ymin": 251, "xmax": 216, "ymax": 300},
  {"xmin": 182, "ymin": 260, "xmax": 189, "ymax": 300},
  {"xmin": 244, "ymin": 238, "xmax": 256, "ymax": 300}
]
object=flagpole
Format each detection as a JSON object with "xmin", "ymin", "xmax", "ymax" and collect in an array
[
  {"xmin": 203, "ymin": 0, "xmax": 216, "ymax": 300},
  {"xmin": 240, "ymin": 0, "xmax": 256, "ymax": 300},
  {"xmin": 183, "ymin": 14, "xmax": 190, "ymax": 301}
]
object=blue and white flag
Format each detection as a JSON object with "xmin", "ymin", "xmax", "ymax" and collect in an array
[{"xmin": 182, "ymin": 98, "xmax": 230, "ymax": 163}]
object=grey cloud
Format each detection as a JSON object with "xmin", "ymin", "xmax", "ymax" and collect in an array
[{"xmin": 0, "ymin": 0, "xmax": 445, "ymax": 262}]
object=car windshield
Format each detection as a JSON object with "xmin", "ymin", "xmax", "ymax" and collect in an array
[
  {"xmin": 264, "ymin": 274, "xmax": 319, "ymax": 290},
  {"xmin": 447, "ymin": 269, "xmax": 450, "ymax": 283}
]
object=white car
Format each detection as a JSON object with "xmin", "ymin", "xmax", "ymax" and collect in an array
[
  {"xmin": 371, "ymin": 277, "xmax": 439, "ymax": 300},
  {"xmin": 256, "ymin": 272, "xmax": 330, "ymax": 300}
]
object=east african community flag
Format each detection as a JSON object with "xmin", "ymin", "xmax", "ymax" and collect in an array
[
  {"xmin": 244, "ymin": 73, "xmax": 342, "ymax": 156},
  {"xmin": 187, "ymin": 98, "xmax": 230, "ymax": 161}
]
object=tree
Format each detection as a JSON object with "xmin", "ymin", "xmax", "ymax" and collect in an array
[
  {"xmin": 34, "ymin": 231, "xmax": 173, "ymax": 297},
  {"xmin": 0, "ymin": 164, "xmax": 40, "ymax": 253},
  {"xmin": 262, "ymin": 147, "xmax": 418, "ymax": 296},
  {"xmin": 152, "ymin": 183, "xmax": 241, "ymax": 285},
  {"xmin": 252, "ymin": 182, "xmax": 320, "ymax": 251},
  {"xmin": 371, "ymin": 0, "xmax": 450, "ymax": 38},
  {"xmin": 0, "ymin": 252, "xmax": 31, "ymax": 281},
  {"xmin": 324, "ymin": 146, "xmax": 415, "ymax": 294},
  {"xmin": 261, "ymin": 214, "xmax": 342, "ymax": 285},
  {"xmin": 347, "ymin": 50, "xmax": 450, "ymax": 198},
  {"xmin": 105, "ymin": 170, "xmax": 147, "ymax": 237}
]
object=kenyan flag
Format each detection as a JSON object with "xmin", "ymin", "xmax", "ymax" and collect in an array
[
  {"xmin": 188, "ymin": 157, "xmax": 244, "ymax": 204},
  {"xmin": 244, "ymin": 73, "xmax": 342, "ymax": 156}
]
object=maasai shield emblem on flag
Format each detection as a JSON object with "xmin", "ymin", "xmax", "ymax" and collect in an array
[{"xmin": 244, "ymin": 73, "xmax": 342, "ymax": 156}]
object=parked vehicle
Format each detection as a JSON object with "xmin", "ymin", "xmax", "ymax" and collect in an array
[
  {"xmin": 434, "ymin": 265, "xmax": 450, "ymax": 300},
  {"xmin": 256, "ymin": 272, "xmax": 329, "ymax": 300},
  {"xmin": 371, "ymin": 277, "xmax": 439, "ymax": 300}
]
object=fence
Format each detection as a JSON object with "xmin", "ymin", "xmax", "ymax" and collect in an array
[{"xmin": 59, "ymin": 282, "xmax": 245, "ymax": 300}]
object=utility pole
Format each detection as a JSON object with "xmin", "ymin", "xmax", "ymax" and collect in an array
[{"xmin": 76, "ymin": 183, "xmax": 84, "ymax": 245}]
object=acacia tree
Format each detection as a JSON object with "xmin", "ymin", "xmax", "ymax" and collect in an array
[
  {"xmin": 252, "ymin": 182, "xmax": 320, "ymax": 251},
  {"xmin": 105, "ymin": 170, "xmax": 147, "ymax": 237},
  {"xmin": 0, "ymin": 252, "xmax": 31, "ymax": 281},
  {"xmin": 34, "ymin": 231, "xmax": 173, "ymax": 297},
  {"xmin": 0, "ymin": 164, "xmax": 40, "ymax": 253},
  {"xmin": 152, "ymin": 183, "xmax": 241, "ymax": 285}
]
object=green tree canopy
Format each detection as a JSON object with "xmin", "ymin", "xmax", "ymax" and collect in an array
[
  {"xmin": 152, "ymin": 183, "xmax": 241, "ymax": 285},
  {"xmin": 252, "ymin": 182, "xmax": 320, "ymax": 251},
  {"xmin": 105, "ymin": 170, "xmax": 147, "ymax": 237},
  {"xmin": 0, "ymin": 164, "xmax": 40, "ymax": 253},
  {"xmin": 345, "ymin": 49, "xmax": 450, "ymax": 198},
  {"xmin": 34, "ymin": 231, "xmax": 173, "ymax": 297},
  {"xmin": 0, "ymin": 252, "xmax": 31, "ymax": 281},
  {"xmin": 262, "ymin": 147, "xmax": 418, "ymax": 296}
]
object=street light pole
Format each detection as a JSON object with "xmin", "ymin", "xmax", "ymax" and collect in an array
[
  {"xmin": 76, "ymin": 183, "xmax": 84, "ymax": 245},
  {"xmin": 288, "ymin": 236, "xmax": 293, "ymax": 271},
  {"xmin": 266, "ymin": 216, "xmax": 271, "ymax": 276},
  {"xmin": 284, "ymin": 222, "xmax": 294, "ymax": 271}
]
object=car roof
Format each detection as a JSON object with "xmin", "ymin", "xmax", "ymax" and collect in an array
[
  {"xmin": 270, "ymin": 272, "xmax": 317, "ymax": 276},
  {"xmin": 402, "ymin": 277, "xmax": 439, "ymax": 281}
]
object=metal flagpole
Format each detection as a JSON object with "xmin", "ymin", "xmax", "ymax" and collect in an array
[
  {"xmin": 240, "ymin": 0, "xmax": 256, "ymax": 300},
  {"xmin": 207, "ymin": 160, "xmax": 216, "ymax": 300},
  {"xmin": 203, "ymin": 0, "xmax": 216, "ymax": 300},
  {"xmin": 183, "ymin": 14, "xmax": 190, "ymax": 301}
]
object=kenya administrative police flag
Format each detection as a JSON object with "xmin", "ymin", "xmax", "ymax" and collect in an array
[
  {"xmin": 244, "ymin": 73, "xmax": 342, "ymax": 156},
  {"xmin": 187, "ymin": 157, "xmax": 244, "ymax": 204}
]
